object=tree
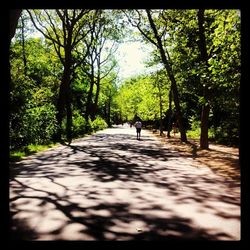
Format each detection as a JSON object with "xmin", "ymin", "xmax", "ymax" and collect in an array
[
  {"xmin": 10, "ymin": 36, "xmax": 61, "ymax": 149},
  {"xmin": 124, "ymin": 9, "xmax": 187, "ymax": 142},
  {"xmin": 78, "ymin": 10, "xmax": 119, "ymax": 121},
  {"xmin": 9, "ymin": 9, "xmax": 240, "ymax": 150},
  {"xmin": 151, "ymin": 70, "xmax": 169, "ymax": 136},
  {"xmin": 204, "ymin": 10, "xmax": 240, "ymax": 146},
  {"xmin": 146, "ymin": 10, "xmax": 187, "ymax": 142},
  {"xmin": 98, "ymin": 72, "xmax": 118, "ymax": 127},
  {"xmin": 197, "ymin": 9, "xmax": 210, "ymax": 149},
  {"xmin": 27, "ymin": 9, "xmax": 93, "ymax": 142},
  {"xmin": 159, "ymin": 9, "xmax": 240, "ymax": 147}
]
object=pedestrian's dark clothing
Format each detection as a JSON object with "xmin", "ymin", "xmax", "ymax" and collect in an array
[{"xmin": 135, "ymin": 121, "xmax": 142, "ymax": 139}]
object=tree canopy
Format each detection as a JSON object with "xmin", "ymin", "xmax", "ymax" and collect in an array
[{"xmin": 9, "ymin": 9, "xmax": 240, "ymax": 152}]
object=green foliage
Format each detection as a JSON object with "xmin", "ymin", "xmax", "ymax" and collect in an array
[
  {"xmin": 10, "ymin": 37, "xmax": 61, "ymax": 150},
  {"xmin": 9, "ymin": 9, "xmax": 240, "ymax": 151},
  {"xmin": 68, "ymin": 112, "xmax": 108, "ymax": 138},
  {"xmin": 115, "ymin": 74, "xmax": 169, "ymax": 123},
  {"xmin": 189, "ymin": 116, "xmax": 200, "ymax": 131},
  {"xmin": 159, "ymin": 9, "xmax": 240, "ymax": 145},
  {"xmin": 72, "ymin": 110, "xmax": 87, "ymax": 137},
  {"xmin": 186, "ymin": 129, "xmax": 200, "ymax": 139},
  {"xmin": 94, "ymin": 73, "xmax": 119, "ymax": 126},
  {"xmin": 89, "ymin": 116, "xmax": 108, "ymax": 132},
  {"xmin": 22, "ymin": 104, "xmax": 58, "ymax": 145}
]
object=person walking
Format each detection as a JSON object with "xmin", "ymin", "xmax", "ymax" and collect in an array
[{"xmin": 135, "ymin": 120, "xmax": 142, "ymax": 140}]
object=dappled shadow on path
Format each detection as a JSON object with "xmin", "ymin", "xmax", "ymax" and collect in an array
[
  {"xmin": 10, "ymin": 127, "xmax": 240, "ymax": 240},
  {"xmin": 158, "ymin": 136, "xmax": 240, "ymax": 186}
]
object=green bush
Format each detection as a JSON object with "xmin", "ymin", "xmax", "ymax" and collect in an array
[
  {"xmin": 61, "ymin": 113, "xmax": 108, "ymax": 140},
  {"xmin": 89, "ymin": 116, "xmax": 108, "ymax": 132},
  {"xmin": 72, "ymin": 110, "xmax": 87, "ymax": 137},
  {"xmin": 32, "ymin": 105, "xmax": 57, "ymax": 144},
  {"xmin": 10, "ymin": 104, "xmax": 58, "ymax": 149},
  {"xmin": 186, "ymin": 128, "xmax": 200, "ymax": 139},
  {"xmin": 209, "ymin": 124, "xmax": 239, "ymax": 146}
]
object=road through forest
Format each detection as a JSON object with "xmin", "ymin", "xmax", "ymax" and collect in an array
[{"xmin": 9, "ymin": 125, "xmax": 240, "ymax": 240}]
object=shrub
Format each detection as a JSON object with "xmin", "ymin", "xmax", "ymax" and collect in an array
[
  {"xmin": 72, "ymin": 110, "xmax": 87, "ymax": 137},
  {"xmin": 16, "ymin": 104, "xmax": 58, "ymax": 146},
  {"xmin": 89, "ymin": 116, "xmax": 108, "ymax": 132}
]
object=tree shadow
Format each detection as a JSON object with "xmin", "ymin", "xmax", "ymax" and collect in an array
[
  {"xmin": 10, "ymin": 211, "xmax": 39, "ymax": 240},
  {"xmin": 9, "ymin": 128, "xmax": 240, "ymax": 240},
  {"xmin": 163, "ymin": 138, "xmax": 240, "ymax": 185}
]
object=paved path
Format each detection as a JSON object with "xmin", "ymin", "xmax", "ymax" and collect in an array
[{"xmin": 10, "ymin": 125, "xmax": 240, "ymax": 240}]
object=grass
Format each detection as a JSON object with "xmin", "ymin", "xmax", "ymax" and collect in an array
[
  {"xmin": 10, "ymin": 143, "xmax": 59, "ymax": 162},
  {"xmin": 186, "ymin": 129, "xmax": 200, "ymax": 139},
  {"xmin": 10, "ymin": 127, "xmax": 105, "ymax": 162},
  {"xmin": 149, "ymin": 126, "xmax": 217, "ymax": 141},
  {"xmin": 186, "ymin": 128, "xmax": 215, "ymax": 140}
]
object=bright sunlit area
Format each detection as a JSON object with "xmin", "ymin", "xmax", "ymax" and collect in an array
[{"xmin": 115, "ymin": 41, "xmax": 156, "ymax": 83}]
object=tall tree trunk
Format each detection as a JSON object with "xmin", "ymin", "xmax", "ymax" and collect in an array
[
  {"xmin": 167, "ymin": 86, "xmax": 173, "ymax": 138},
  {"xmin": 200, "ymin": 103, "xmax": 209, "ymax": 149},
  {"xmin": 107, "ymin": 96, "xmax": 111, "ymax": 127},
  {"xmin": 9, "ymin": 9, "xmax": 22, "ymax": 43},
  {"xmin": 198, "ymin": 9, "xmax": 210, "ymax": 149},
  {"xmin": 8, "ymin": 10, "xmax": 22, "ymax": 155},
  {"xmin": 56, "ymin": 68, "xmax": 69, "ymax": 141},
  {"xmin": 21, "ymin": 15, "xmax": 27, "ymax": 76},
  {"xmin": 66, "ymin": 94, "xmax": 72, "ymax": 143},
  {"xmin": 157, "ymin": 83, "xmax": 163, "ymax": 136},
  {"xmin": 106, "ymin": 88, "xmax": 112, "ymax": 127},
  {"xmin": 85, "ymin": 76, "xmax": 95, "ymax": 121},
  {"xmin": 159, "ymin": 97, "xmax": 163, "ymax": 136},
  {"xmin": 9, "ymin": 9, "xmax": 22, "ymax": 92},
  {"xmin": 56, "ymin": 46, "xmax": 72, "ymax": 142},
  {"xmin": 9, "ymin": 10, "xmax": 22, "ymax": 86},
  {"xmin": 92, "ymin": 76, "xmax": 100, "ymax": 121},
  {"xmin": 146, "ymin": 10, "xmax": 187, "ymax": 142}
]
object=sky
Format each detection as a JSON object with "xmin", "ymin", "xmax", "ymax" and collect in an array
[
  {"xmin": 26, "ymin": 28, "xmax": 157, "ymax": 84},
  {"xmin": 115, "ymin": 41, "xmax": 155, "ymax": 83}
]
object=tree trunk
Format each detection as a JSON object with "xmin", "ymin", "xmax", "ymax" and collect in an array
[
  {"xmin": 56, "ymin": 46, "xmax": 72, "ymax": 142},
  {"xmin": 106, "ymin": 89, "xmax": 112, "ymax": 127},
  {"xmin": 159, "ymin": 95, "xmax": 163, "ymax": 136},
  {"xmin": 107, "ymin": 97, "xmax": 111, "ymax": 127},
  {"xmin": 168, "ymin": 75, "xmax": 187, "ymax": 142},
  {"xmin": 56, "ymin": 69, "xmax": 70, "ymax": 141},
  {"xmin": 85, "ymin": 76, "xmax": 95, "ymax": 121},
  {"xmin": 146, "ymin": 10, "xmax": 187, "ymax": 142},
  {"xmin": 157, "ymin": 83, "xmax": 163, "ymax": 136},
  {"xmin": 66, "ymin": 95, "xmax": 72, "ymax": 143},
  {"xmin": 21, "ymin": 15, "xmax": 27, "ymax": 76},
  {"xmin": 167, "ymin": 87, "xmax": 172, "ymax": 138},
  {"xmin": 200, "ymin": 103, "xmax": 209, "ymax": 149},
  {"xmin": 198, "ymin": 9, "xmax": 210, "ymax": 149},
  {"xmin": 8, "ymin": 10, "xmax": 22, "ymax": 155},
  {"xmin": 92, "ymin": 77, "xmax": 100, "ymax": 121},
  {"xmin": 9, "ymin": 9, "xmax": 22, "ymax": 43}
]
